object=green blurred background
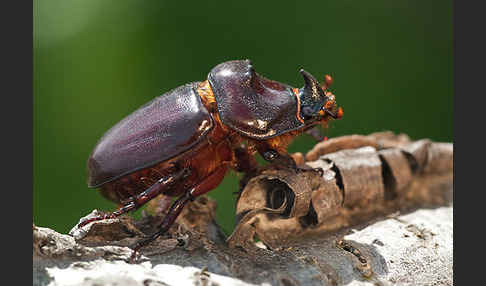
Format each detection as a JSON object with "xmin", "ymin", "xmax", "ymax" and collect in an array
[{"xmin": 34, "ymin": 0, "xmax": 453, "ymax": 235}]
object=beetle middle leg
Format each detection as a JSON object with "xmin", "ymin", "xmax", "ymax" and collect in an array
[
  {"xmin": 77, "ymin": 167, "xmax": 191, "ymax": 228},
  {"xmin": 233, "ymin": 146, "xmax": 260, "ymax": 194},
  {"xmin": 130, "ymin": 165, "xmax": 229, "ymax": 262}
]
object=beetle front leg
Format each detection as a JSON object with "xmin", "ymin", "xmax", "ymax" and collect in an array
[
  {"xmin": 256, "ymin": 144, "xmax": 323, "ymax": 176},
  {"xmin": 256, "ymin": 144, "xmax": 299, "ymax": 171}
]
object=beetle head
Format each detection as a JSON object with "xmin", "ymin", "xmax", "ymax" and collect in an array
[{"xmin": 298, "ymin": 69, "xmax": 342, "ymax": 123}]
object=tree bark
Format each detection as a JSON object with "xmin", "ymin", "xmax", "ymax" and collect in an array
[{"xmin": 33, "ymin": 132, "xmax": 453, "ymax": 286}]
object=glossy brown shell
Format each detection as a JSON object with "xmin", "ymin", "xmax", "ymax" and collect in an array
[
  {"xmin": 87, "ymin": 82, "xmax": 213, "ymax": 188},
  {"xmin": 208, "ymin": 60, "xmax": 304, "ymax": 139}
]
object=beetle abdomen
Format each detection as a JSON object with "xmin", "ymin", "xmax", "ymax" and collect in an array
[
  {"xmin": 87, "ymin": 82, "xmax": 214, "ymax": 188},
  {"xmin": 208, "ymin": 60, "xmax": 304, "ymax": 139}
]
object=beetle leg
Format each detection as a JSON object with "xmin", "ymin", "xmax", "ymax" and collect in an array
[
  {"xmin": 295, "ymin": 164, "xmax": 325, "ymax": 177},
  {"xmin": 77, "ymin": 168, "xmax": 190, "ymax": 228},
  {"xmin": 130, "ymin": 189, "xmax": 195, "ymax": 262},
  {"xmin": 234, "ymin": 147, "xmax": 259, "ymax": 173},
  {"xmin": 256, "ymin": 144, "xmax": 324, "ymax": 176},
  {"xmin": 140, "ymin": 176, "xmax": 154, "ymax": 186},
  {"xmin": 130, "ymin": 167, "xmax": 190, "ymax": 209},
  {"xmin": 129, "ymin": 165, "xmax": 228, "ymax": 262},
  {"xmin": 233, "ymin": 147, "xmax": 260, "ymax": 194}
]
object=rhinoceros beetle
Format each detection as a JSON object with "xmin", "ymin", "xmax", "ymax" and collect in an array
[{"xmin": 80, "ymin": 59, "xmax": 343, "ymax": 258}]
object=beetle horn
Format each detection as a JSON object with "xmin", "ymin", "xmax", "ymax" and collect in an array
[
  {"xmin": 300, "ymin": 69, "xmax": 326, "ymax": 101},
  {"xmin": 298, "ymin": 69, "xmax": 328, "ymax": 118}
]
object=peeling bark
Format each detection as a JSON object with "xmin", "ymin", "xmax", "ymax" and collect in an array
[{"xmin": 228, "ymin": 132, "xmax": 452, "ymax": 250}]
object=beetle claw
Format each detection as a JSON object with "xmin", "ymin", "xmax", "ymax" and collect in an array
[{"xmin": 128, "ymin": 249, "xmax": 141, "ymax": 264}]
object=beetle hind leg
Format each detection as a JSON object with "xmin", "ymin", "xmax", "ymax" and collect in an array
[
  {"xmin": 77, "ymin": 167, "xmax": 191, "ymax": 228},
  {"xmin": 129, "ymin": 165, "xmax": 228, "ymax": 262},
  {"xmin": 129, "ymin": 188, "xmax": 195, "ymax": 262}
]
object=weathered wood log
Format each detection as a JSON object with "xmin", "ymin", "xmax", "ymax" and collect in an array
[{"xmin": 33, "ymin": 132, "xmax": 453, "ymax": 286}]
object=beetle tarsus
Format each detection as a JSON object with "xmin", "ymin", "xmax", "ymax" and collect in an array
[{"xmin": 129, "ymin": 232, "xmax": 159, "ymax": 263}]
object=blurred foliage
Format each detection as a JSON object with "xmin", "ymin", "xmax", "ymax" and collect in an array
[{"xmin": 34, "ymin": 0, "xmax": 452, "ymax": 235}]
